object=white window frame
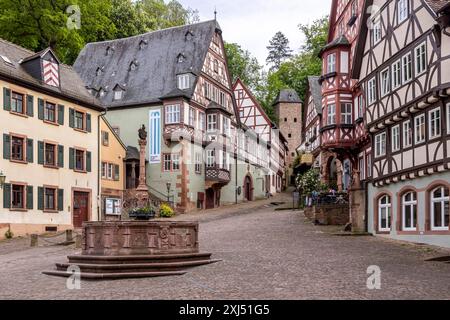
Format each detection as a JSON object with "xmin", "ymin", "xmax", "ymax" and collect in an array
[
  {"xmin": 431, "ymin": 187, "xmax": 450, "ymax": 231},
  {"xmin": 403, "ymin": 120, "xmax": 412, "ymax": 148},
  {"xmin": 206, "ymin": 149, "xmax": 215, "ymax": 168},
  {"xmin": 429, "ymin": 107, "xmax": 441, "ymax": 139},
  {"xmin": 392, "ymin": 59, "xmax": 402, "ymax": 89},
  {"xmin": 107, "ymin": 163, "xmax": 113, "ymax": 180},
  {"xmin": 372, "ymin": 18, "xmax": 382, "ymax": 45},
  {"xmin": 341, "ymin": 103, "xmax": 352, "ymax": 124},
  {"xmin": 189, "ymin": 107, "xmax": 196, "ymax": 128},
  {"xmin": 327, "ymin": 104, "xmax": 336, "ymax": 125},
  {"xmin": 172, "ymin": 154, "xmax": 180, "ymax": 171},
  {"xmin": 165, "ymin": 104, "xmax": 181, "ymax": 124},
  {"xmin": 415, "ymin": 114, "xmax": 426, "ymax": 144},
  {"xmin": 105, "ymin": 198, "xmax": 122, "ymax": 216},
  {"xmin": 177, "ymin": 74, "xmax": 190, "ymax": 90},
  {"xmin": 327, "ymin": 53, "xmax": 336, "ymax": 73},
  {"xmin": 398, "ymin": 0, "xmax": 410, "ymax": 24},
  {"xmin": 367, "ymin": 78, "xmax": 377, "ymax": 105},
  {"xmin": 402, "ymin": 53, "xmax": 412, "ymax": 84},
  {"xmin": 447, "ymin": 103, "xmax": 450, "ymax": 135},
  {"xmin": 415, "ymin": 42, "xmax": 427, "ymax": 76},
  {"xmin": 391, "ymin": 125, "xmax": 400, "ymax": 152},
  {"xmin": 195, "ymin": 152, "xmax": 202, "ymax": 174},
  {"xmin": 378, "ymin": 195, "xmax": 392, "ymax": 232},
  {"xmin": 380, "ymin": 67, "xmax": 390, "ymax": 97},
  {"xmin": 199, "ymin": 112, "xmax": 205, "ymax": 131},
  {"xmin": 114, "ymin": 90, "xmax": 123, "ymax": 101},
  {"xmin": 402, "ymin": 192, "xmax": 417, "ymax": 231},
  {"xmin": 207, "ymin": 114, "xmax": 217, "ymax": 132},
  {"xmin": 375, "ymin": 132, "xmax": 386, "ymax": 158}
]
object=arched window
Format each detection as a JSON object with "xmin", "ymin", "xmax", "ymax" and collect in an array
[
  {"xmin": 431, "ymin": 187, "xmax": 449, "ymax": 231},
  {"xmin": 378, "ymin": 195, "xmax": 391, "ymax": 232},
  {"xmin": 402, "ymin": 192, "xmax": 417, "ymax": 231}
]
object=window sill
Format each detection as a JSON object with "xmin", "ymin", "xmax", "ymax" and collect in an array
[
  {"xmin": 10, "ymin": 159, "xmax": 27, "ymax": 165},
  {"xmin": 423, "ymin": 230, "xmax": 450, "ymax": 235},
  {"xmin": 43, "ymin": 210, "xmax": 59, "ymax": 214},
  {"xmin": 10, "ymin": 208, "xmax": 28, "ymax": 212},
  {"xmin": 44, "ymin": 120, "xmax": 59, "ymax": 127},
  {"xmin": 376, "ymin": 231, "xmax": 391, "ymax": 235},
  {"xmin": 397, "ymin": 230, "xmax": 420, "ymax": 235},
  {"xmin": 10, "ymin": 111, "xmax": 28, "ymax": 118},
  {"xmin": 74, "ymin": 169, "xmax": 87, "ymax": 174},
  {"xmin": 44, "ymin": 164, "xmax": 59, "ymax": 170},
  {"xmin": 74, "ymin": 128, "xmax": 88, "ymax": 134}
]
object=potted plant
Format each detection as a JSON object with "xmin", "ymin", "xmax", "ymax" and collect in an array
[{"xmin": 128, "ymin": 206, "xmax": 156, "ymax": 221}]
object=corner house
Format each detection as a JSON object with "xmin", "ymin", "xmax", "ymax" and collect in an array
[{"xmin": 0, "ymin": 40, "xmax": 103, "ymax": 238}]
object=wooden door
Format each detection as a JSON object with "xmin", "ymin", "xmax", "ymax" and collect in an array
[
  {"xmin": 73, "ymin": 192, "xmax": 89, "ymax": 228},
  {"xmin": 205, "ymin": 188, "xmax": 215, "ymax": 210}
]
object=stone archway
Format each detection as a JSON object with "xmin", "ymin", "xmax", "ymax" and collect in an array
[{"xmin": 322, "ymin": 154, "xmax": 344, "ymax": 192}]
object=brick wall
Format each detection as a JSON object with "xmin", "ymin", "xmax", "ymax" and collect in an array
[{"xmin": 304, "ymin": 204, "xmax": 350, "ymax": 226}]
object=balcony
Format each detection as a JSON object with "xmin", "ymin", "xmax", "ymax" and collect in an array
[
  {"xmin": 320, "ymin": 124, "xmax": 355, "ymax": 149},
  {"xmin": 163, "ymin": 124, "xmax": 204, "ymax": 144},
  {"xmin": 205, "ymin": 165, "xmax": 231, "ymax": 186}
]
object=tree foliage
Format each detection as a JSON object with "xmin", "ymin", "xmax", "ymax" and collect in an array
[
  {"xmin": 266, "ymin": 31, "xmax": 293, "ymax": 71},
  {"xmin": 0, "ymin": 0, "xmax": 197, "ymax": 65}
]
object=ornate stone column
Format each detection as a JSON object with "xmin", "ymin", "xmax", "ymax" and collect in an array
[{"xmin": 136, "ymin": 125, "xmax": 149, "ymax": 206}]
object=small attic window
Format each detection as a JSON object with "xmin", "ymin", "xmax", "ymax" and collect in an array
[
  {"xmin": 96, "ymin": 67, "xmax": 103, "ymax": 76},
  {"xmin": 129, "ymin": 60, "xmax": 138, "ymax": 71},
  {"xmin": 139, "ymin": 39, "xmax": 148, "ymax": 50},
  {"xmin": 185, "ymin": 31, "xmax": 194, "ymax": 41},
  {"xmin": 106, "ymin": 46, "xmax": 114, "ymax": 56},
  {"xmin": 1, "ymin": 55, "xmax": 14, "ymax": 66},
  {"xmin": 114, "ymin": 89, "xmax": 123, "ymax": 101},
  {"xmin": 177, "ymin": 74, "xmax": 191, "ymax": 90},
  {"xmin": 177, "ymin": 53, "xmax": 186, "ymax": 63},
  {"xmin": 99, "ymin": 88, "xmax": 106, "ymax": 98}
]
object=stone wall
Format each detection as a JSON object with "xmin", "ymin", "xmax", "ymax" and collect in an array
[{"xmin": 304, "ymin": 204, "xmax": 349, "ymax": 226}]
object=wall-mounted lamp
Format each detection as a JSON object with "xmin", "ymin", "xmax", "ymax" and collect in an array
[{"xmin": 0, "ymin": 171, "xmax": 5, "ymax": 189}]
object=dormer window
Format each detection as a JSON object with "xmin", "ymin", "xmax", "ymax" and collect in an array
[
  {"xmin": 139, "ymin": 39, "xmax": 148, "ymax": 50},
  {"xmin": 129, "ymin": 60, "xmax": 138, "ymax": 71},
  {"xmin": 177, "ymin": 53, "xmax": 186, "ymax": 63},
  {"xmin": 185, "ymin": 31, "xmax": 194, "ymax": 41},
  {"xmin": 42, "ymin": 59, "xmax": 59, "ymax": 87},
  {"xmin": 99, "ymin": 89, "xmax": 106, "ymax": 98},
  {"xmin": 177, "ymin": 74, "xmax": 190, "ymax": 90},
  {"xmin": 113, "ymin": 85, "xmax": 125, "ymax": 101},
  {"xmin": 96, "ymin": 67, "xmax": 103, "ymax": 76}
]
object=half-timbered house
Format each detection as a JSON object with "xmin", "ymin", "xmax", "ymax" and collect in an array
[
  {"xmin": 74, "ymin": 20, "xmax": 272, "ymax": 213},
  {"xmin": 0, "ymin": 40, "xmax": 104, "ymax": 238},
  {"xmin": 354, "ymin": 0, "xmax": 450, "ymax": 247},
  {"xmin": 233, "ymin": 79, "xmax": 289, "ymax": 194}
]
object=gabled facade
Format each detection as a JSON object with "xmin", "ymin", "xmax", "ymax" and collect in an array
[
  {"xmin": 0, "ymin": 40, "xmax": 104, "ymax": 239},
  {"xmin": 74, "ymin": 20, "xmax": 275, "ymax": 213},
  {"xmin": 233, "ymin": 79, "xmax": 288, "ymax": 194},
  {"xmin": 354, "ymin": 0, "xmax": 450, "ymax": 247}
]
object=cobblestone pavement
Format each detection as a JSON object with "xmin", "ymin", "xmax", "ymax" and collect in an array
[{"xmin": 1, "ymin": 193, "xmax": 450, "ymax": 300}]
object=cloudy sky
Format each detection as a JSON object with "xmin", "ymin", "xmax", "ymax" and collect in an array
[{"xmin": 178, "ymin": 0, "xmax": 332, "ymax": 66}]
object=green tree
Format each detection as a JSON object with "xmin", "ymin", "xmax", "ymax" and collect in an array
[{"xmin": 266, "ymin": 31, "xmax": 293, "ymax": 71}]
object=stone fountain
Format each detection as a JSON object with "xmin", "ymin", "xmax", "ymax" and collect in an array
[{"xmin": 43, "ymin": 125, "xmax": 219, "ymax": 280}]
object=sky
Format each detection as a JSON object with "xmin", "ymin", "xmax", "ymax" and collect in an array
[{"xmin": 178, "ymin": 0, "xmax": 332, "ymax": 67}]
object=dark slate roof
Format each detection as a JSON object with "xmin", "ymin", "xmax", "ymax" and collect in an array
[
  {"xmin": 273, "ymin": 89, "xmax": 302, "ymax": 105},
  {"xmin": 74, "ymin": 20, "xmax": 222, "ymax": 108},
  {"xmin": 319, "ymin": 35, "xmax": 350, "ymax": 57},
  {"xmin": 308, "ymin": 76, "xmax": 322, "ymax": 114},
  {"xmin": 125, "ymin": 146, "xmax": 140, "ymax": 161},
  {"xmin": 424, "ymin": 0, "xmax": 450, "ymax": 13},
  {"xmin": 0, "ymin": 39, "xmax": 103, "ymax": 110}
]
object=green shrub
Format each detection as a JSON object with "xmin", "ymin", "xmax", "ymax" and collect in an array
[
  {"xmin": 4, "ymin": 228, "xmax": 13, "ymax": 239},
  {"xmin": 159, "ymin": 204, "xmax": 175, "ymax": 218}
]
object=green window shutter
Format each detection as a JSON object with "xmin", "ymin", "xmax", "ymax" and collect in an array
[
  {"xmin": 38, "ymin": 98, "xmax": 44, "ymax": 120},
  {"xmin": 58, "ymin": 104, "xmax": 64, "ymax": 125},
  {"xmin": 3, "ymin": 184, "xmax": 11, "ymax": 209},
  {"xmin": 114, "ymin": 165, "xmax": 120, "ymax": 181},
  {"xmin": 86, "ymin": 113, "xmax": 92, "ymax": 132},
  {"xmin": 3, "ymin": 88, "xmax": 11, "ymax": 111},
  {"xmin": 26, "ymin": 95, "xmax": 34, "ymax": 117},
  {"xmin": 69, "ymin": 108, "xmax": 75, "ymax": 128},
  {"xmin": 58, "ymin": 145, "xmax": 64, "ymax": 168},
  {"xmin": 26, "ymin": 186, "xmax": 33, "ymax": 210},
  {"xmin": 58, "ymin": 189, "xmax": 64, "ymax": 211},
  {"xmin": 3, "ymin": 134, "xmax": 10, "ymax": 160},
  {"xmin": 69, "ymin": 148, "xmax": 74, "ymax": 169},
  {"xmin": 26, "ymin": 138, "xmax": 34, "ymax": 163},
  {"xmin": 86, "ymin": 151, "xmax": 92, "ymax": 172},
  {"xmin": 37, "ymin": 141, "xmax": 44, "ymax": 165},
  {"xmin": 37, "ymin": 187, "xmax": 44, "ymax": 211}
]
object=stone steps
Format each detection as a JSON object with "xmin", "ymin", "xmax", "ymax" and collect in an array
[
  {"xmin": 67, "ymin": 253, "xmax": 213, "ymax": 265},
  {"xmin": 55, "ymin": 259, "xmax": 221, "ymax": 273},
  {"xmin": 42, "ymin": 270, "xmax": 186, "ymax": 280}
]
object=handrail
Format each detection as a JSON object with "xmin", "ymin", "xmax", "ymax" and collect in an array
[{"xmin": 147, "ymin": 184, "xmax": 174, "ymax": 202}]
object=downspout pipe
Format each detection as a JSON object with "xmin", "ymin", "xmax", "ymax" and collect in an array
[{"xmin": 98, "ymin": 107, "xmax": 108, "ymax": 222}]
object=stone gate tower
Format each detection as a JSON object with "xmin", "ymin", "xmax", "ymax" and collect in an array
[{"xmin": 273, "ymin": 89, "xmax": 303, "ymax": 186}]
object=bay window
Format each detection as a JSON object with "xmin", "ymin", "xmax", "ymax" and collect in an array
[
  {"xmin": 431, "ymin": 187, "xmax": 449, "ymax": 231},
  {"xmin": 341, "ymin": 103, "xmax": 352, "ymax": 124},
  {"xmin": 165, "ymin": 104, "xmax": 181, "ymax": 124},
  {"xmin": 207, "ymin": 114, "xmax": 217, "ymax": 132},
  {"xmin": 206, "ymin": 149, "xmax": 215, "ymax": 167},
  {"xmin": 327, "ymin": 53, "xmax": 336, "ymax": 73},
  {"xmin": 327, "ymin": 104, "xmax": 336, "ymax": 125}
]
